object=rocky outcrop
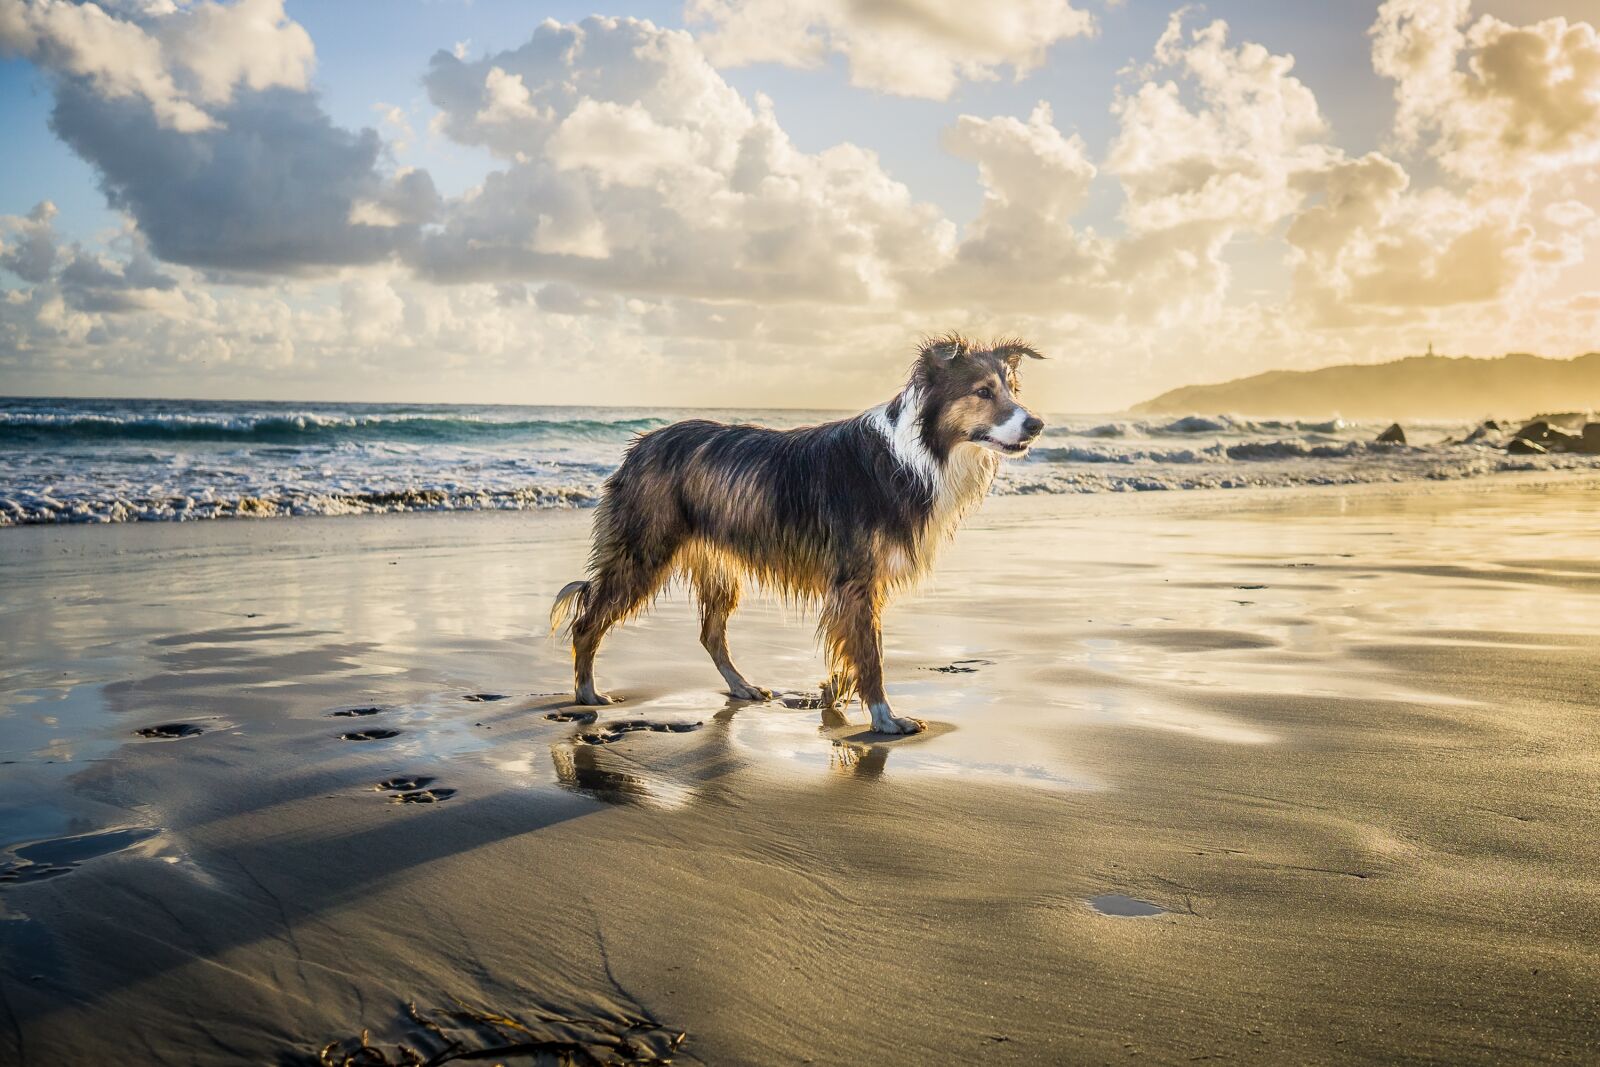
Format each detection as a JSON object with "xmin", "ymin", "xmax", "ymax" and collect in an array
[
  {"xmin": 1376, "ymin": 423, "xmax": 1406, "ymax": 444},
  {"xmin": 1509, "ymin": 420, "xmax": 1582, "ymax": 452}
]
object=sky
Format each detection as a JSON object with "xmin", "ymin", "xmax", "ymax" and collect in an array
[{"xmin": 1, "ymin": 0, "xmax": 1598, "ymax": 411}]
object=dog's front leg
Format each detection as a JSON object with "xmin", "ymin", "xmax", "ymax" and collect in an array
[{"xmin": 824, "ymin": 580, "xmax": 925, "ymax": 735}]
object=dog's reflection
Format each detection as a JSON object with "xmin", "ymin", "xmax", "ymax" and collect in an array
[
  {"xmin": 821, "ymin": 704, "xmax": 890, "ymax": 780},
  {"xmin": 549, "ymin": 696, "xmax": 899, "ymax": 802}
]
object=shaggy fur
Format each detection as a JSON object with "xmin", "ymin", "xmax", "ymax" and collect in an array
[{"xmin": 551, "ymin": 334, "xmax": 1045, "ymax": 734}]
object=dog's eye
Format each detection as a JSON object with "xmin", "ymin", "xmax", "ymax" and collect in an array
[{"xmin": 975, "ymin": 386, "xmax": 994, "ymax": 400}]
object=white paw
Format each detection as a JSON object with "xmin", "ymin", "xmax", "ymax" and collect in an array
[
  {"xmin": 728, "ymin": 683, "xmax": 773, "ymax": 701},
  {"xmin": 575, "ymin": 690, "xmax": 616, "ymax": 706},
  {"xmin": 867, "ymin": 707, "xmax": 926, "ymax": 735}
]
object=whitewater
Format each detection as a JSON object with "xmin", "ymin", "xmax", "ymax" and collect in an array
[{"xmin": 3, "ymin": 396, "xmax": 1598, "ymax": 525}]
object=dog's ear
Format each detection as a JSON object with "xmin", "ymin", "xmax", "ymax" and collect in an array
[
  {"xmin": 918, "ymin": 333, "xmax": 969, "ymax": 369},
  {"xmin": 994, "ymin": 341, "xmax": 1045, "ymax": 369}
]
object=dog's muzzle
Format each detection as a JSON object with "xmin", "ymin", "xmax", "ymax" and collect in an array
[{"xmin": 974, "ymin": 410, "xmax": 1045, "ymax": 454}]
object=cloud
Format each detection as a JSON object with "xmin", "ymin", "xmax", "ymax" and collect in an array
[
  {"xmin": 50, "ymin": 80, "xmax": 437, "ymax": 273},
  {"xmin": 0, "ymin": 0, "xmax": 314, "ymax": 131},
  {"xmin": 10, "ymin": 0, "xmax": 435, "ymax": 275},
  {"xmin": 0, "ymin": 200, "xmax": 59, "ymax": 283},
  {"xmin": 416, "ymin": 17, "xmax": 950, "ymax": 303},
  {"xmin": 685, "ymin": 0, "xmax": 1095, "ymax": 100},
  {"xmin": 1108, "ymin": 13, "xmax": 1332, "ymax": 234},
  {"xmin": 1286, "ymin": 163, "xmax": 1541, "ymax": 321},
  {"xmin": 911, "ymin": 14, "xmax": 1342, "ymax": 323},
  {"xmin": 475, "ymin": 66, "xmax": 547, "ymax": 125},
  {"xmin": 1372, "ymin": 0, "xmax": 1600, "ymax": 181},
  {"xmin": 1281, "ymin": 1, "xmax": 1600, "ymax": 323},
  {"xmin": 918, "ymin": 102, "xmax": 1110, "ymax": 311},
  {"xmin": 534, "ymin": 281, "xmax": 610, "ymax": 316},
  {"xmin": 2, "ymin": 201, "xmax": 183, "ymax": 315}
]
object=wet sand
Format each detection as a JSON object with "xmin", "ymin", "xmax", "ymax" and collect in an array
[{"xmin": 2, "ymin": 474, "xmax": 1598, "ymax": 1064}]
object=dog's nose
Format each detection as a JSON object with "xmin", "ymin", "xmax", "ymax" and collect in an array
[{"xmin": 1022, "ymin": 416, "xmax": 1044, "ymax": 438}]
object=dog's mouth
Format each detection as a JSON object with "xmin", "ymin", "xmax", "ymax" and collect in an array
[{"xmin": 974, "ymin": 434, "xmax": 1033, "ymax": 455}]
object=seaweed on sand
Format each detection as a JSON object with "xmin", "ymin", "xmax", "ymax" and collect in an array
[{"xmin": 317, "ymin": 998, "xmax": 684, "ymax": 1067}]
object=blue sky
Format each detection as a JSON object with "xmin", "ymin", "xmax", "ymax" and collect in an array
[{"xmin": 2, "ymin": 1, "xmax": 1597, "ymax": 408}]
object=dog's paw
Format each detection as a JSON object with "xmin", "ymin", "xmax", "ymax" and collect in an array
[
  {"xmin": 867, "ymin": 708, "xmax": 926, "ymax": 735},
  {"xmin": 728, "ymin": 683, "xmax": 773, "ymax": 701},
  {"xmin": 575, "ymin": 691, "xmax": 618, "ymax": 706}
]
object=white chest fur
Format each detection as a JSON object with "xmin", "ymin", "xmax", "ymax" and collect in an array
[{"xmin": 867, "ymin": 390, "xmax": 999, "ymax": 583}]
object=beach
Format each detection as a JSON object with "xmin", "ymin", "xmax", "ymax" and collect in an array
[{"xmin": 2, "ymin": 473, "xmax": 1599, "ymax": 1064}]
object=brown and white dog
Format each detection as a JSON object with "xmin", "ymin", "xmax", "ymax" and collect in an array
[{"xmin": 551, "ymin": 334, "xmax": 1045, "ymax": 734}]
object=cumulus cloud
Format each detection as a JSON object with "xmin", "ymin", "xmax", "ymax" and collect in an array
[
  {"xmin": 2, "ymin": 201, "xmax": 183, "ymax": 315},
  {"xmin": 1276, "ymin": 1, "xmax": 1600, "ymax": 323},
  {"xmin": 416, "ymin": 17, "xmax": 950, "ymax": 303},
  {"xmin": 1109, "ymin": 13, "xmax": 1333, "ymax": 234},
  {"xmin": 1372, "ymin": 0, "xmax": 1600, "ymax": 181},
  {"xmin": 9, "ymin": 0, "xmax": 435, "ymax": 275},
  {"xmin": 50, "ymin": 80, "xmax": 438, "ymax": 273},
  {"xmin": 917, "ymin": 102, "xmax": 1111, "ymax": 311},
  {"xmin": 685, "ymin": 0, "xmax": 1095, "ymax": 100},
  {"xmin": 0, "ymin": 200, "xmax": 59, "ymax": 283},
  {"xmin": 1287, "ymin": 165, "xmax": 1541, "ymax": 322},
  {"xmin": 0, "ymin": 0, "xmax": 314, "ymax": 131},
  {"xmin": 921, "ymin": 13, "xmax": 1337, "ymax": 325}
]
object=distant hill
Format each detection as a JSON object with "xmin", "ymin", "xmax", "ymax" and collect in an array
[{"xmin": 1131, "ymin": 353, "xmax": 1600, "ymax": 420}]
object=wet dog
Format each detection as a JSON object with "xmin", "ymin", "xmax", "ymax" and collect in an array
[{"xmin": 552, "ymin": 334, "xmax": 1045, "ymax": 734}]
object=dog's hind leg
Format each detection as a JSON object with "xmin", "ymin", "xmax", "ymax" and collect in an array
[
  {"xmin": 571, "ymin": 544, "xmax": 676, "ymax": 706},
  {"xmin": 691, "ymin": 564, "xmax": 771, "ymax": 701},
  {"xmin": 820, "ymin": 575, "xmax": 924, "ymax": 735}
]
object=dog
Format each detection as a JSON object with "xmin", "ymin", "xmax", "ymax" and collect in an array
[{"xmin": 551, "ymin": 334, "xmax": 1045, "ymax": 734}]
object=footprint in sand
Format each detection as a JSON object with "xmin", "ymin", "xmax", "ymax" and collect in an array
[
  {"xmin": 391, "ymin": 788, "xmax": 456, "ymax": 804},
  {"xmin": 376, "ymin": 776, "xmax": 434, "ymax": 792},
  {"xmin": 545, "ymin": 709, "xmax": 599, "ymax": 724},
  {"xmin": 135, "ymin": 723, "xmax": 204, "ymax": 740},
  {"xmin": 462, "ymin": 693, "xmax": 508, "ymax": 703},
  {"xmin": 374, "ymin": 776, "xmax": 455, "ymax": 804},
  {"xmin": 330, "ymin": 705, "xmax": 386, "ymax": 718},
  {"xmin": 339, "ymin": 728, "xmax": 399, "ymax": 742},
  {"xmin": 574, "ymin": 719, "xmax": 703, "ymax": 745}
]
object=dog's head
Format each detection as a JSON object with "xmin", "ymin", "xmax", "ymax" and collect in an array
[{"xmin": 913, "ymin": 334, "xmax": 1045, "ymax": 459}]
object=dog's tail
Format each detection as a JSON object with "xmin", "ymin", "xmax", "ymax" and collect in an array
[{"xmin": 549, "ymin": 579, "xmax": 591, "ymax": 638}]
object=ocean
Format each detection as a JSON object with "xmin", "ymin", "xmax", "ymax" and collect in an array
[{"xmin": 2, "ymin": 395, "xmax": 1596, "ymax": 525}]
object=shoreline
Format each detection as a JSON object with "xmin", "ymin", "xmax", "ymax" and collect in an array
[{"xmin": 5, "ymin": 464, "xmax": 1599, "ymax": 542}]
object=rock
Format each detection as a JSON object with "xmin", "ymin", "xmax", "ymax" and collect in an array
[
  {"xmin": 1463, "ymin": 421, "xmax": 1503, "ymax": 444},
  {"xmin": 1583, "ymin": 423, "xmax": 1600, "ymax": 455},
  {"xmin": 1376, "ymin": 423, "xmax": 1406, "ymax": 444},
  {"xmin": 1506, "ymin": 437, "xmax": 1547, "ymax": 455},
  {"xmin": 1482, "ymin": 419, "xmax": 1501, "ymax": 431},
  {"xmin": 1543, "ymin": 427, "xmax": 1583, "ymax": 453}
]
